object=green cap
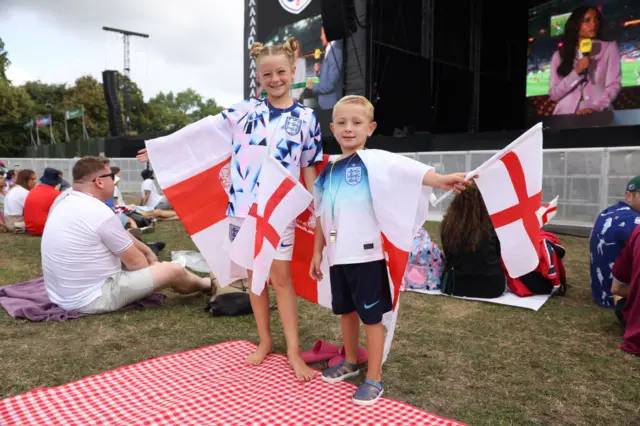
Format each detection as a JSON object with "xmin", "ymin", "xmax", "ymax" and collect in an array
[{"xmin": 626, "ymin": 176, "xmax": 640, "ymax": 192}]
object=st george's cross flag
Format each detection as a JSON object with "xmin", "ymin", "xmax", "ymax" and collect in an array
[
  {"xmin": 537, "ymin": 195, "xmax": 558, "ymax": 227},
  {"xmin": 471, "ymin": 122, "xmax": 550, "ymax": 278},
  {"xmin": 145, "ymin": 116, "xmax": 244, "ymax": 286},
  {"xmin": 229, "ymin": 157, "xmax": 313, "ymax": 296}
]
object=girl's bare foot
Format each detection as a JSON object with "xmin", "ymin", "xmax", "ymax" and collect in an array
[
  {"xmin": 288, "ymin": 352, "xmax": 317, "ymax": 381},
  {"xmin": 246, "ymin": 342, "xmax": 272, "ymax": 366}
]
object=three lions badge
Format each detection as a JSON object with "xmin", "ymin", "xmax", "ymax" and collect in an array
[
  {"xmin": 279, "ymin": 0, "xmax": 313, "ymax": 14},
  {"xmin": 284, "ymin": 116, "xmax": 303, "ymax": 136},
  {"xmin": 346, "ymin": 166, "xmax": 362, "ymax": 185}
]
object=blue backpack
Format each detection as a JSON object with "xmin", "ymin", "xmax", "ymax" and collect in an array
[{"xmin": 402, "ymin": 228, "xmax": 446, "ymax": 291}]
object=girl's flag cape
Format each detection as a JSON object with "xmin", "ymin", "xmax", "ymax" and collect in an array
[{"xmin": 145, "ymin": 119, "xmax": 433, "ymax": 363}]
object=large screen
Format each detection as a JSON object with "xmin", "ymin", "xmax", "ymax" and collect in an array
[
  {"xmin": 244, "ymin": 0, "xmax": 344, "ymax": 134},
  {"xmin": 527, "ymin": 0, "xmax": 640, "ymax": 99}
]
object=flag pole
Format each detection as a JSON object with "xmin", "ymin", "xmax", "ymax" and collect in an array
[
  {"xmin": 431, "ymin": 122, "xmax": 543, "ymax": 206},
  {"xmin": 65, "ymin": 112, "xmax": 70, "ymax": 143}
]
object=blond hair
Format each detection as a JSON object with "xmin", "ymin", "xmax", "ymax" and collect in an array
[
  {"xmin": 250, "ymin": 37, "xmax": 298, "ymax": 66},
  {"xmin": 333, "ymin": 95, "xmax": 375, "ymax": 122}
]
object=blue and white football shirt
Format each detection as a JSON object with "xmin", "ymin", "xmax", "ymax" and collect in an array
[
  {"xmin": 215, "ymin": 98, "xmax": 323, "ymax": 217},
  {"xmin": 315, "ymin": 152, "xmax": 384, "ymax": 266}
]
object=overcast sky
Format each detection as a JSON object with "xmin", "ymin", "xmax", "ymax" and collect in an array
[{"xmin": 1, "ymin": 0, "xmax": 245, "ymax": 107}]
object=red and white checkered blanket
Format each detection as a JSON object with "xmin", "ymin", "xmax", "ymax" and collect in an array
[{"xmin": 0, "ymin": 341, "xmax": 465, "ymax": 425}]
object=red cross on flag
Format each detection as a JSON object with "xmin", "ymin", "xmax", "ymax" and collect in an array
[
  {"xmin": 230, "ymin": 157, "xmax": 313, "ymax": 296},
  {"xmin": 537, "ymin": 196, "xmax": 558, "ymax": 227},
  {"xmin": 472, "ymin": 122, "xmax": 546, "ymax": 278},
  {"xmin": 145, "ymin": 116, "xmax": 245, "ymax": 286}
]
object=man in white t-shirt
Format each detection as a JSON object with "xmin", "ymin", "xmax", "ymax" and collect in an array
[{"xmin": 42, "ymin": 156, "xmax": 212, "ymax": 314}]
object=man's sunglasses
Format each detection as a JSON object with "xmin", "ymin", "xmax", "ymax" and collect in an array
[{"xmin": 93, "ymin": 172, "xmax": 115, "ymax": 182}]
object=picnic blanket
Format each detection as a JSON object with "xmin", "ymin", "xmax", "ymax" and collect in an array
[
  {"xmin": 0, "ymin": 277, "xmax": 166, "ymax": 322},
  {"xmin": 406, "ymin": 288, "xmax": 551, "ymax": 311},
  {"xmin": 0, "ymin": 340, "xmax": 465, "ymax": 426}
]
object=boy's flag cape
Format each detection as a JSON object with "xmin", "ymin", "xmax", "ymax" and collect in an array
[{"xmin": 145, "ymin": 118, "xmax": 433, "ymax": 363}]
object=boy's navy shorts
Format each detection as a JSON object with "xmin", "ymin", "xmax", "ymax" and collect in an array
[{"xmin": 329, "ymin": 259, "xmax": 392, "ymax": 325}]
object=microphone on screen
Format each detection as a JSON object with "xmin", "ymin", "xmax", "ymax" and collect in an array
[{"xmin": 579, "ymin": 38, "xmax": 592, "ymax": 77}]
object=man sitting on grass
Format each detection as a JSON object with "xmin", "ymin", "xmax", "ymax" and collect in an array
[
  {"xmin": 42, "ymin": 156, "xmax": 212, "ymax": 314},
  {"xmin": 611, "ymin": 226, "xmax": 640, "ymax": 355}
]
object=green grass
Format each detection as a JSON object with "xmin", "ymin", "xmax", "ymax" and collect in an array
[
  {"xmin": 1, "ymin": 221, "xmax": 640, "ymax": 425},
  {"xmin": 526, "ymin": 62, "xmax": 640, "ymax": 98}
]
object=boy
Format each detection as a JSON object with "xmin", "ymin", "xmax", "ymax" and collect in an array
[{"xmin": 309, "ymin": 95, "xmax": 469, "ymax": 406}]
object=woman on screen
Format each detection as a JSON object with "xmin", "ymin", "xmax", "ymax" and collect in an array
[{"xmin": 549, "ymin": 6, "xmax": 621, "ymax": 115}]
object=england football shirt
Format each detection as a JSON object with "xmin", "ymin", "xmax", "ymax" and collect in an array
[
  {"xmin": 217, "ymin": 98, "xmax": 323, "ymax": 217},
  {"xmin": 315, "ymin": 152, "xmax": 384, "ymax": 266}
]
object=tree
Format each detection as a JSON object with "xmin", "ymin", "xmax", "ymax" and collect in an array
[
  {"xmin": 147, "ymin": 89, "xmax": 224, "ymax": 129},
  {"xmin": 0, "ymin": 81, "xmax": 36, "ymax": 155},
  {"xmin": 191, "ymin": 98, "xmax": 224, "ymax": 122},
  {"xmin": 65, "ymin": 76, "xmax": 109, "ymax": 138},
  {"xmin": 0, "ymin": 37, "xmax": 10, "ymax": 82},
  {"xmin": 146, "ymin": 93, "xmax": 190, "ymax": 131},
  {"xmin": 22, "ymin": 81, "xmax": 68, "ymax": 144}
]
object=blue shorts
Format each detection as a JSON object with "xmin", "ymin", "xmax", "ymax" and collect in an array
[{"xmin": 329, "ymin": 260, "xmax": 392, "ymax": 325}]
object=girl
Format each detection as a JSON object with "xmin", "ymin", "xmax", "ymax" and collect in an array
[
  {"xmin": 440, "ymin": 183, "xmax": 505, "ymax": 299},
  {"xmin": 137, "ymin": 37, "xmax": 323, "ymax": 381},
  {"xmin": 549, "ymin": 6, "xmax": 621, "ymax": 115}
]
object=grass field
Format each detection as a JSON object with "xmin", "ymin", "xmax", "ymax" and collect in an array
[
  {"xmin": 526, "ymin": 61, "xmax": 640, "ymax": 97},
  {"xmin": 1, "ymin": 221, "xmax": 640, "ymax": 425}
]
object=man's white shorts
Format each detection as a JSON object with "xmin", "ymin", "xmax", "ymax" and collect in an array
[
  {"xmin": 79, "ymin": 268, "xmax": 155, "ymax": 314},
  {"xmin": 228, "ymin": 216, "xmax": 295, "ymax": 261}
]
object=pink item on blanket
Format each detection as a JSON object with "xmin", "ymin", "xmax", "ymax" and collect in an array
[
  {"xmin": 301, "ymin": 340, "xmax": 341, "ymax": 363},
  {"xmin": 328, "ymin": 345, "xmax": 369, "ymax": 367},
  {"xmin": 0, "ymin": 277, "xmax": 166, "ymax": 322}
]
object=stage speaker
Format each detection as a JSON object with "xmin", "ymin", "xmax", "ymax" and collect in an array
[
  {"xmin": 102, "ymin": 70, "xmax": 125, "ymax": 137},
  {"xmin": 321, "ymin": 0, "xmax": 357, "ymax": 41}
]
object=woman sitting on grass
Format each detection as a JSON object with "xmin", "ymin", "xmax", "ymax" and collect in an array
[
  {"xmin": 136, "ymin": 169, "xmax": 178, "ymax": 221},
  {"xmin": 440, "ymin": 182, "xmax": 505, "ymax": 298}
]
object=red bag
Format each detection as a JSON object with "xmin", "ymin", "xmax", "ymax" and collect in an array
[{"xmin": 505, "ymin": 230, "xmax": 567, "ymax": 297}]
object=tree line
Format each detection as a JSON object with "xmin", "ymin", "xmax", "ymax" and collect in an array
[{"xmin": 0, "ymin": 37, "xmax": 224, "ymax": 156}]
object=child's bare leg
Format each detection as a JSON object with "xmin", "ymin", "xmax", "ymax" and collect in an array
[
  {"xmin": 363, "ymin": 322, "xmax": 384, "ymax": 382},
  {"xmin": 246, "ymin": 270, "xmax": 273, "ymax": 365},
  {"xmin": 342, "ymin": 311, "xmax": 360, "ymax": 364},
  {"xmin": 270, "ymin": 259, "xmax": 316, "ymax": 381}
]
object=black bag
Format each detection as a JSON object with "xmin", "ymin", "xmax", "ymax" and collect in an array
[
  {"xmin": 205, "ymin": 293, "xmax": 253, "ymax": 317},
  {"xmin": 440, "ymin": 265, "xmax": 456, "ymax": 296},
  {"xmin": 125, "ymin": 211, "xmax": 153, "ymax": 228}
]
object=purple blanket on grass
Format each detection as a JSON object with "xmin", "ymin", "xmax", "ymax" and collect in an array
[{"xmin": 0, "ymin": 277, "xmax": 166, "ymax": 322}]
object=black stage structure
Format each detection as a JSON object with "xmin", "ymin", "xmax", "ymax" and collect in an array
[{"xmin": 104, "ymin": 0, "xmax": 640, "ymax": 158}]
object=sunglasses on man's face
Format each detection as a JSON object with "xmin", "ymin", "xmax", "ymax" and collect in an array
[{"xmin": 93, "ymin": 172, "xmax": 115, "ymax": 182}]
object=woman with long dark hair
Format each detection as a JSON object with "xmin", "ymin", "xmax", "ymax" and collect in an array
[
  {"xmin": 549, "ymin": 6, "xmax": 621, "ymax": 115},
  {"xmin": 3, "ymin": 169, "xmax": 36, "ymax": 232},
  {"xmin": 440, "ymin": 183, "xmax": 505, "ymax": 298}
]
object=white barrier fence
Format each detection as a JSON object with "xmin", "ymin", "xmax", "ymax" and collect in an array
[
  {"xmin": 0, "ymin": 157, "xmax": 149, "ymax": 195},
  {"xmin": 3, "ymin": 147, "xmax": 639, "ymax": 228}
]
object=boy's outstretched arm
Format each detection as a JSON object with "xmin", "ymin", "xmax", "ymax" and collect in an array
[{"xmin": 422, "ymin": 170, "xmax": 472, "ymax": 194}]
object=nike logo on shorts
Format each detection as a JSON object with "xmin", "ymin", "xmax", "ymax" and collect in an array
[
  {"xmin": 280, "ymin": 243, "xmax": 293, "ymax": 248},
  {"xmin": 364, "ymin": 300, "xmax": 379, "ymax": 309}
]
